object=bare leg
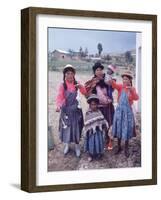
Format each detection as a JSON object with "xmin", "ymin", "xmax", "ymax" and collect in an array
[
  {"xmin": 75, "ymin": 143, "xmax": 81, "ymax": 157},
  {"xmin": 115, "ymin": 138, "xmax": 122, "ymax": 154},
  {"xmin": 106, "ymin": 126, "xmax": 113, "ymax": 150},
  {"xmin": 124, "ymin": 140, "xmax": 130, "ymax": 157},
  {"xmin": 63, "ymin": 143, "xmax": 69, "ymax": 155},
  {"xmin": 88, "ymin": 153, "xmax": 93, "ymax": 162}
]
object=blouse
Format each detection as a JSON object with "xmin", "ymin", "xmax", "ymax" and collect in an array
[
  {"xmin": 56, "ymin": 80, "xmax": 87, "ymax": 108},
  {"xmin": 111, "ymin": 81, "xmax": 139, "ymax": 105}
]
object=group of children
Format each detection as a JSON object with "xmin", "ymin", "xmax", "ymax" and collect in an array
[{"xmin": 55, "ymin": 62, "xmax": 139, "ymax": 161}]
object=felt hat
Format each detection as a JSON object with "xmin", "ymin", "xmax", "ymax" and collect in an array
[
  {"xmin": 63, "ymin": 64, "xmax": 76, "ymax": 74},
  {"xmin": 121, "ymin": 70, "xmax": 133, "ymax": 79},
  {"xmin": 92, "ymin": 62, "xmax": 104, "ymax": 73},
  {"xmin": 87, "ymin": 94, "xmax": 100, "ymax": 104},
  {"xmin": 107, "ymin": 64, "xmax": 116, "ymax": 73}
]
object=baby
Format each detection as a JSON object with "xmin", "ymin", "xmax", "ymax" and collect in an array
[{"xmin": 104, "ymin": 64, "xmax": 116, "ymax": 83}]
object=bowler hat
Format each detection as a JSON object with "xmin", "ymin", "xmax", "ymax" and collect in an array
[
  {"xmin": 63, "ymin": 64, "xmax": 76, "ymax": 74},
  {"xmin": 92, "ymin": 62, "xmax": 104, "ymax": 73}
]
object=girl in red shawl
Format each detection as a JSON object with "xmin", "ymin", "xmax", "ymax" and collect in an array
[{"xmin": 109, "ymin": 70, "xmax": 139, "ymax": 157}]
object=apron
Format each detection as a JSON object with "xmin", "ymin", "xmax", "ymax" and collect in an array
[
  {"xmin": 59, "ymin": 90, "xmax": 84, "ymax": 144},
  {"xmin": 112, "ymin": 90, "xmax": 135, "ymax": 140}
]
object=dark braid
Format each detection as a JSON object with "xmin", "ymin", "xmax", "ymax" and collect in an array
[
  {"xmin": 63, "ymin": 74, "xmax": 67, "ymax": 90},
  {"xmin": 74, "ymin": 77, "xmax": 78, "ymax": 91},
  {"xmin": 130, "ymin": 79, "xmax": 133, "ymax": 87}
]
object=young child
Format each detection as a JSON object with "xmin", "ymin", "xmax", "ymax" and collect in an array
[
  {"xmin": 109, "ymin": 70, "xmax": 139, "ymax": 157},
  {"xmin": 56, "ymin": 64, "xmax": 87, "ymax": 157},
  {"xmin": 105, "ymin": 64, "xmax": 116, "ymax": 83},
  {"xmin": 83, "ymin": 94, "xmax": 109, "ymax": 162}
]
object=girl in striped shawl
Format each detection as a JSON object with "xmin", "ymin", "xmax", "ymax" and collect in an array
[{"xmin": 83, "ymin": 94, "xmax": 109, "ymax": 162}]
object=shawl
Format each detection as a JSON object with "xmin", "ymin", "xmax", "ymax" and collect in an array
[
  {"xmin": 85, "ymin": 75, "xmax": 114, "ymax": 100},
  {"xmin": 83, "ymin": 109, "xmax": 109, "ymax": 134}
]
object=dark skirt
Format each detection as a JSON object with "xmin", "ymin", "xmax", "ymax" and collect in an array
[
  {"xmin": 84, "ymin": 129, "xmax": 104, "ymax": 157},
  {"xmin": 99, "ymin": 103, "xmax": 115, "ymax": 127},
  {"xmin": 59, "ymin": 106, "xmax": 84, "ymax": 144}
]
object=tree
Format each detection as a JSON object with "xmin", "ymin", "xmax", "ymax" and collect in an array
[
  {"xmin": 97, "ymin": 43, "xmax": 103, "ymax": 56},
  {"xmin": 85, "ymin": 47, "xmax": 88, "ymax": 57},
  {"xmin": 68, "ymin": 49, "xmax": 74, "ymax": 58},
  {"xmin": 106, "ymin": 54, "xmax": 112, "ymax": 61},
  {"xmin": 79, "ymin": 46, "xmax": 83, "ymax": 57}
]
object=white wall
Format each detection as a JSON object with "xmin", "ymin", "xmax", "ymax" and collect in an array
[
  {"xmin": 135, "ymin": 33, "xmax": 142, "ymax": 112},
  {"xmin": 0, "ymin": 0, "xmax": 160, "ymax": 199}
]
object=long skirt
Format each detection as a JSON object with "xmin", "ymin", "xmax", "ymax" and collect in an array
[
  {"xmin": 84, "ymin": 129, "xmax": 104, "ymax": 157},
  {"xmin": 112, "ymin": 91, "xmax": 136, "ymax": 140},
  {"xmin": 99, "ymin": 103, "xmax": 115, "ymax": 127},
  {"xmin": 59, "ymin": 106, "xmax": 84, "ymax": 144},
  {"xmin": 99, "ymin": 103, "xmax": 115, "ymax": 143}
]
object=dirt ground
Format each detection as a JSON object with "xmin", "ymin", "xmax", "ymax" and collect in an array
[{"xmin": 48, "ymin": 71, "xmax": 141, "ymax": 171}]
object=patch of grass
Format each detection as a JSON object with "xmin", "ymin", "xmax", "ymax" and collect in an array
[{"xmin": 49, "ymin": 59, "xmax": 95, "ymax": 71}]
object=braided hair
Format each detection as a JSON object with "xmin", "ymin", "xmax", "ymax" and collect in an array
[{"xmin": 63, "ymin": 73, "xmax": 78, "ymax": 91}]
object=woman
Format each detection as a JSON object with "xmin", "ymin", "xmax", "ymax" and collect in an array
[
  {"xmin": 56, "ymin": 64, "xmax": 87, "ymax": 157},
  {"xmin": 109, "ymin": 70, "xmax": 139, "ymax": 157},
  {"xmin": 85, "ymin": 62, "xmax": 115, "ymax": 150}
]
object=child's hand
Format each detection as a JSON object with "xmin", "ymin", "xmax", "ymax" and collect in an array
[
  {"xmin": 93, "ymin": 77, "xmax": 100, "ymax": 83},
  {"xmin": 107, "ymin": 98, "xmax": 112, "ymax": 103},
  {"xmin": 107, "ymin": 79, "xmax": 113, "ymax": 85},
  {"xmin": 75, "ymin": 83, "xmax": 84, "ymax": 90},
  {"xmin": 75, "ymin": 83, "xmax": 81, "ymax": 89},
  {"xmin": 90, "ymin": 78, "xmax": 99, "ymax": 88},
  {"xmin": 126, "ymin": 86, "xmax": 133, "ymax": 92}
]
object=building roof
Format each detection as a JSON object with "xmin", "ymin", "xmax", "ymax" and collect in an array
[{"xmin": 53, "ymin": 49, "xmax": 70, "ymax": 54}]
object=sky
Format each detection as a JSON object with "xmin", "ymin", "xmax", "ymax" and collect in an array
[{"xmin": 48, "ymin": 27, "xmax": 137, "ymax": 54}]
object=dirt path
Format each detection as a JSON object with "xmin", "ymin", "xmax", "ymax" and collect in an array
[{"xmin": 48, "ymin": 136, "xmax": 141, "ymax": 171}]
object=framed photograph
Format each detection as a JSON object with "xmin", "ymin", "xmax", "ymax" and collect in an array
[{"xmin": 21, "ymin": 7, "xmax": 157, "ymax": 192}]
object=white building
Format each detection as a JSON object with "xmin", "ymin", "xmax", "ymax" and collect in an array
[{"xmin": 135, "ymin": 33, "xmax": 142, "ymax": 112}]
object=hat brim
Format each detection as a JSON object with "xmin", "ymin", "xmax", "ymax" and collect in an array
[
  {"xmin": 107, "ymin": 65, "xmax": 116, "ymax": 73},
  {"xmin": 63, "ymin": 67, "xmax": 76, "ymax": 74},
  {"xmin": 121, "ymin": 74, "xmax": 133, "ymax": 79},
  {"xmin": 87, "ymin": 97, "xmax": 99, "ymax": 104}
]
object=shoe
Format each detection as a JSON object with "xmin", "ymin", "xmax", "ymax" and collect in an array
[
  {"xmin": 97, "ymin": 154, "xmax": 103, "ymax": 159},
  {"xmin": 115, "ymin": 146, "xmax": 122, "ymax": 155},
  {"xmin": 107, "ymin": 139, "xmax": 113, "ymax": 150},
  {"xmin": 124, "ymin": 148, "xmax": 130, "ymax": 158},
  {"xmin": 75, "ymin": 144, "xmax": 81, "ymax": 157},
  {"xmin": 88, "ymin": 156, "xmax": 93, "ymax": 162},
  {"xmin": 63, "ymin": 143, "xmax": 69, "ymax": 155}
]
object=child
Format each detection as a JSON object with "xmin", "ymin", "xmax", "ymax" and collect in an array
[
  {"xmin": 109, "ymin": 70, "xmax": 139, "ymax": 157},
  {"xmin": 83, "ymin": 94, "xmax": 109, "ymax": 162},
  {"xmin": 105, "ymin": 64, "xmax": 116, "ymax": 83},
  {"xmin": 56, "ymin": 64, "xmax": 87, "ymax": 157}
]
